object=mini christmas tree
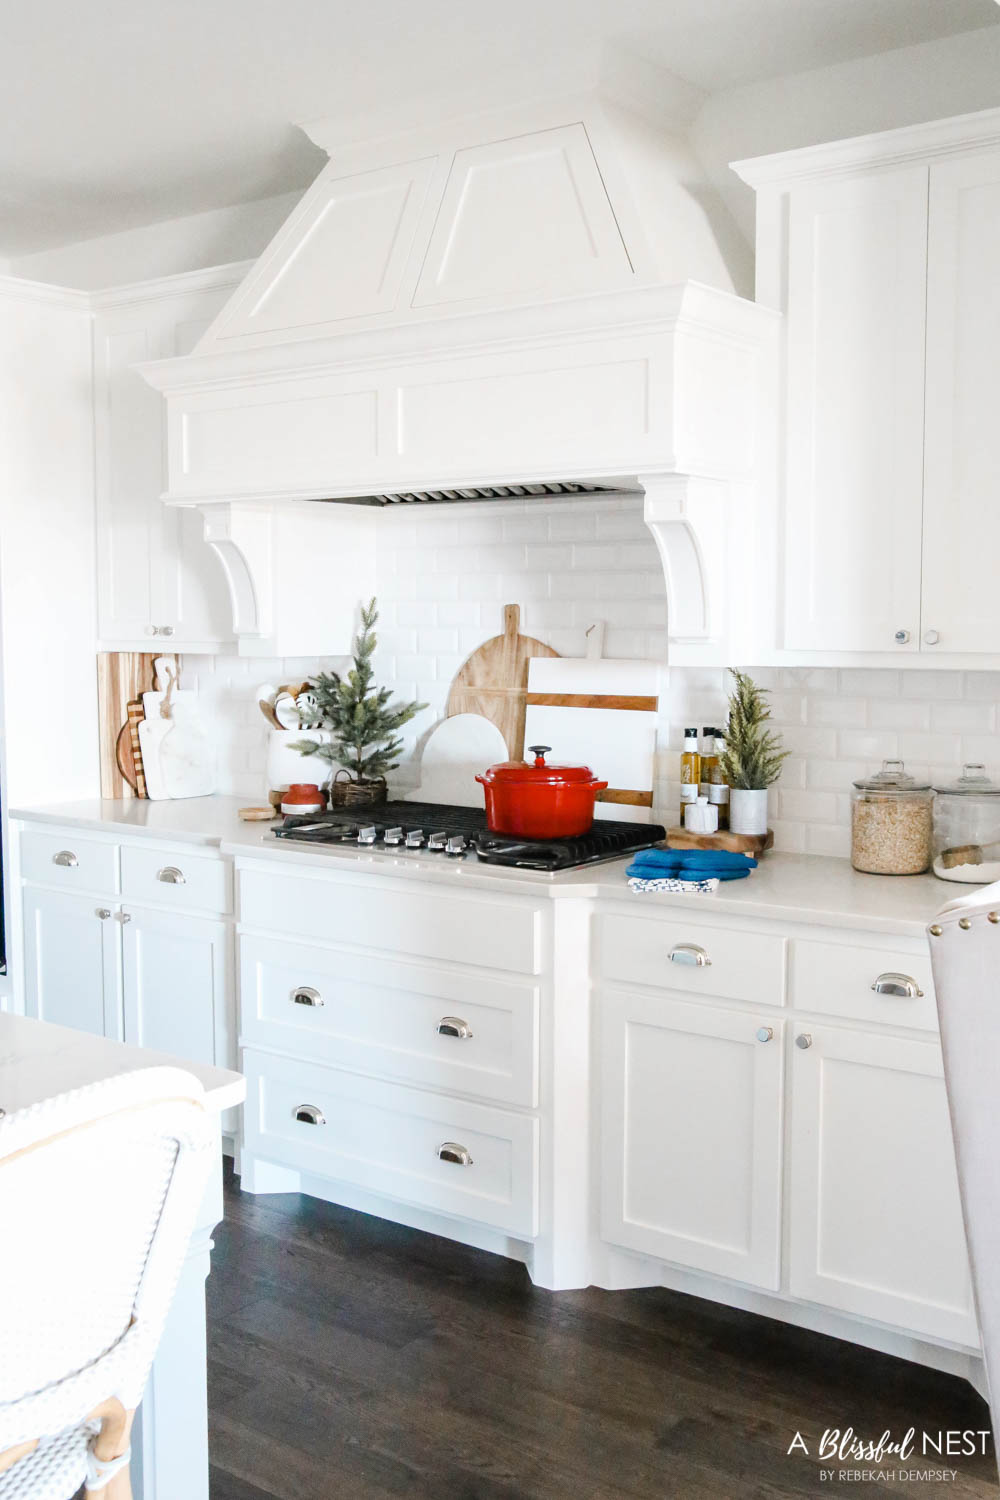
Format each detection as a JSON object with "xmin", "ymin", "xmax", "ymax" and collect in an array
[
  {"xmin": 290, "ymin": 598, "xmax": 426, "ymax": 783},
  {"xmin": 719, "ymin": 668, "xmax": 789, "ymax": 790}
]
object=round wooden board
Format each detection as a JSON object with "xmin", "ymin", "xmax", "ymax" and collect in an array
[{"xmin": 446, "ymin": 603, "xmax": 558, "ymax": 759}]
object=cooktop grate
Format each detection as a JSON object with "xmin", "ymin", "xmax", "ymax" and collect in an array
[{"xmin": 273, "ymin": 800, "xmax": 664, "ymax": 872}]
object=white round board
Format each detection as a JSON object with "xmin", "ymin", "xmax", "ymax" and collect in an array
[{"xmin": 406, "ymin": 714, "xmax": 507, "ymax": 807}]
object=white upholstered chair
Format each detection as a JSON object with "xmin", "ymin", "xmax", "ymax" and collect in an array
[
  {"xmin": 928, "ymin": 881, "xmax": 1000, "ymax": 1475},
  {"xmin": 0, "ymin": 1066, "xmax": 215, "ymax": 1498}
]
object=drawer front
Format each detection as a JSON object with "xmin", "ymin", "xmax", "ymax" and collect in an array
[
  {"xmin": 121, "ymin": 843, "xmax": 232, "ymax": 915},
  {"xmin": 20, "ymin": 829, "xmax": 118, "ymax": 894},
  {"xmin": 239, "ymin": 866, "xmax": 542, "ymax": 974},
  {"xmin": 790, "ymin": 938, "xmax": 937, "ymax": 1031},
  {"xmin": 240, "ymin": 936, "xmax": 539, "ymax": 1106},
  {"xmin": 597, "ymin": 912, "xmax": 786, "ymax": 1008},
  {"xmin": 243, "ymin": 1049, "xmax": 539, "ymax": 1237}
]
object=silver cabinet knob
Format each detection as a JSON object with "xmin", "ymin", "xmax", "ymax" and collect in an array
[
  {"xmin": 437, "ymin": 1142, "xmax": 474, "ymax": 1166},
  {"xmin": 756, "ymin": 1026, "xmax": 773, "ymax": 1043},
  {"xmin": 156, "ymin": 866, "xmax": 186, "ymax": 885},
  {"xmin": 871, "ymin": 972, "xmax": 923, "ymax": 998},
  {"xmin": 291, "ymin": 985, "xmax": 324, "ymax": 1008},
  {"xmin": 924, "ymin": 629, "xmax": 940, "ymax": 645},
  {"xmin": 796, "ymin": 1033, "xmax": 812, "ymax": 1050},
  {"xmin": 894, "ymin": 629, "xmax": 911, "ymax": 644},
  {"xmin": 668, "ymin": 943, "xmax": 711, "ymax": 967},
  {"xmin": 52, "ymin": 850, "xmax": 78, "ymax": 868},
  {"xmin": 437, "ymin": 1017, "xmax": 473, "ymax": 1039},
  {"xmin": 118, "ymin": 912, "xmax": 132, "ymax": 923},
  {"xmin": 96, "ymin": 908, "xmax": 111, "ymax": 920},
  {"xmin": 293, "ymin": 1104, "xmax": 325, "ymax": 1125},
  {"xmin": 159, "ymin": 625, "xmax": 175, "ymax": 637}
]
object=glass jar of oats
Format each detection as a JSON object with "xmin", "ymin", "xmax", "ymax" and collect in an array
[{"xmin": 851, "ymin": 760, "xmax": 934, "ymax": 875}]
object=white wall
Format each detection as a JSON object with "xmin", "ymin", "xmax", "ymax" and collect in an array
[
  {"xmin": 691, "ymin": 25, "xmax": 1000, "ymax": 243},
  {"xmin": 8, "ymin": 191, "xmax": 304, "ymax": 291},
  {"xmin": 0, "ymin": 284, "xmax": 98, "ymax": 805}
]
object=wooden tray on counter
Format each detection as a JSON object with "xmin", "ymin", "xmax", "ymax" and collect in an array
[{"xmin": 665, "ymin": 826, "xmax": 774, "ymax": 857}]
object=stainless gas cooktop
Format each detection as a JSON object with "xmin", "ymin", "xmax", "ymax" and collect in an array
[{"xmin": 272, "ymin": 800, "xmax": 665, "ymax": 873}]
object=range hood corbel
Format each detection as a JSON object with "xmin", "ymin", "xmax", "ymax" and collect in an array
[{"xmin": 641, "ymin": 474, "xmax": 727, "ymax": 645}]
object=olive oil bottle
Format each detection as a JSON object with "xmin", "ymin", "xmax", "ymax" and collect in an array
[{"xmin": 679, "ymin": 726, "xmax": 701, "ymax": 826}]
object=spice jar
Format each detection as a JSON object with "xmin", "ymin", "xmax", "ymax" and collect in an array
[
  {"xmin": 932, "ymin": 763, "xmax": 1000, "ymax": 883},
  {"xmin": 851, "ymin": 760, "xmax": 933, "ymax": 875}
]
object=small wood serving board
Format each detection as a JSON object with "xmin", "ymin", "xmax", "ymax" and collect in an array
[{"xmin": 665, "ymin": 827, "xmax": 774, "ymax": 856}]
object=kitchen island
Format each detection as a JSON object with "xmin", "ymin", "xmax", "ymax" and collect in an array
[
  {"xmin": 7, "ymin": 797, "xmax": 982, "ymax": 1402},
  {"xmin": 0, "ymin": 1011, "xmax": 244, "ymax": 1500}
]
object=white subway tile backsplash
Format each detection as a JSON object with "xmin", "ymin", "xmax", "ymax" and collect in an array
[{"xmin": 189, "ymin": 493, "xmax": 1000, "ymax": 857}]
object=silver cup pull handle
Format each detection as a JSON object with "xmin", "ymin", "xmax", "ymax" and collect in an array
[
  {"xmin": 157, "ymin": 866, "xmax": 186, "ymax": 885},
  {"xmin": 437, "ymin": 1142, "xmax": 474, "ymax": 1166},
  {"xmin": 294, "ymin": 1104, "xmax": 326, "ymax": 1125},
  {"xmin": 292, "ymin": 985, "xmax": 324, "ymax": 1008},
  {"xmin": 668, "ymin": 943, "xmax": 711, "ymax": 967},
  {"xmin": 871, "ymin": 972, "xmax": 923, "ymax": 999},
  {"xmin": 52, "ymin": 850, "xmax": 78, "ymax": 868},
  {"xmin": 437, "ymin": 1016, "xmax": 473, "ymax": 1039}
]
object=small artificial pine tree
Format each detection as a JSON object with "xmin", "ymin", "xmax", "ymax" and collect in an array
[
  {"xmin": 719, "ymin": 668, "xmax": 789, "ymax": 791},
  {"xmin": 290, "ymin": 598, "xmax": 426, "ymax": 783}
]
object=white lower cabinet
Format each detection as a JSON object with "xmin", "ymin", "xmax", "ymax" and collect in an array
[
  {"xmin": 122, "ymin": 905, "xmax": 232, "ymax": 1071},
  {"xmin": 599, "ymin": 987, "xmax": 784, "ymax": 1288},
  {"xmin": 788, "ymin": 1022, "xmax": 976, "ymax": 1345},
  {"xmin": 23, "ymin": 888, "xmax": 122, "ymax": 1039}
]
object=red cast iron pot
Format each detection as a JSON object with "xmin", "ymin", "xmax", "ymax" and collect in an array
[{"xmin": 476, "ymin": 745, "xmax": 608, "ymax": 839}]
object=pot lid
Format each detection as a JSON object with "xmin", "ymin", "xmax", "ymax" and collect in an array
[
  {"xmin": 481, "ymin": 745, "xmax": 599, "ymax": 785},
  {"xmin": 853, "ymin": 759, "xmax": 931, "ymax": 794},
  {"xmin": 933, "ymin": 762, "xmax": 1000, "ymax": 796}
]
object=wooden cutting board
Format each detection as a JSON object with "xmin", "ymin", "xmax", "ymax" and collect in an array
[
  {"xmin": 97, "ymin": 651, "xmax": 177, "ymax": 799},
  {"xmin": 446, "ymin": 604, "xmax": 558, "ymax": 760}
]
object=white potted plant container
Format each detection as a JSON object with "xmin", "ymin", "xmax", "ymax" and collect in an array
[{"xmin": 720, "ymin": 669, "xmax": 788, "ymax": 838}]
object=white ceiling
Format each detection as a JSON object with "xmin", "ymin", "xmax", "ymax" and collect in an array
[{"xmin": 2, "ymin": 0, "xmax": 997, "ymax": 256}]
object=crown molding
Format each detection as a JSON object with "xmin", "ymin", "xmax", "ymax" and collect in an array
[
  {"xmin": 732, "ymin": 105, "xmax": 1000, "ymax": 189},
  {"xmin": 0, "ymin": 275, "xmax": 89, "ymax": 311},
  {"xmin": 87, "ymin": 260, "xmax": 254, "ymax": 309}
]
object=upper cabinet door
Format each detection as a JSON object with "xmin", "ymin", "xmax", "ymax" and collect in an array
[
  {"xmin": 783, "ymin": 167, "xmax": 928, "ymax": 653},
  {"xmin": 921, "ymin": 151, "xmax": 1000, "ymax": 655},
  {"xmin": 95, "ymin": 282, "xmax": 238, "ymax": 651}
]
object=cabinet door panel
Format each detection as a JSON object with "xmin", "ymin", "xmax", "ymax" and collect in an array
[
  {"xmin": 122, "ymin": 906, "xmax": 232, "ymax": 1071},
  {"xmin": 789, "ymin": 1023, "xmax": 977, "ymax": 1345},
  {"xmin": 783, "ymin": 167, "xmax": 927, "ymax": 652},
  {"xmin": 22, "ymin": 889, "xmax": 121, "ymax": 1039},
  {"xmin": 600, "ymin": 988, "xmax": 783, "ymax": 1288},
  {"xmin": 922, "ymin": 152, "xmax": 1000, "ymax": 653}
]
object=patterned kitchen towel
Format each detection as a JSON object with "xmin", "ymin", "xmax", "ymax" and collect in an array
[{"xmin": 628, "ymin": 876, "xmax": 721, "ymax": 895}]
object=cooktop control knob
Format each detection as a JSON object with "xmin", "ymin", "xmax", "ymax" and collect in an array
[
  {"xmin": 383, "ymin": 826, "xmax": 404, "ymax": 845},
  {"xmin": 445, "ymin": 836, "xmax": 468, "ymax": 857},
  {"xmin": 427, "ymin": 831, "xmax": 449, "ymax": 851},
  {"xmin": 357, "ymin": 825, "xmax": 378, "ymax": 845},
  {"xmin": 405, "ymin": 830, "xmax": 425, "ymax": 848}
]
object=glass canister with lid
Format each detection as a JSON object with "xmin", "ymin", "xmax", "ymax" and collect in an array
[
  {"xmin": 931, "ymin": 763, "xmax": 1000, "ymax": 883},
  {"xmin": 850, "ymin": 760, "xmax": 934, "ymax": 875}
]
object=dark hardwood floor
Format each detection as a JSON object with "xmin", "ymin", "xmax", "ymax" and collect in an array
[{"xmin": 207, "ymin": 1162, "xmax": 996, "ymax": 1499}]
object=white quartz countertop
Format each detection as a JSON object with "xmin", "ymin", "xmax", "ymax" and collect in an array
[
  {"xmin": 0, "ymin": 1012, "xmax": 246, "ymax": 1115},
  {"xmin": 11, "ymin": 796, "xmax": 958, "ymax": 937}
]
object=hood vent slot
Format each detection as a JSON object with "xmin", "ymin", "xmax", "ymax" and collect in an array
[{"xmin": 349, "ymin": 481, "xmax": 621, "ymax": 507}]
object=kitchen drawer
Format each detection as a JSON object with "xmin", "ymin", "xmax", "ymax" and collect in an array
[
  {"xmin": 243, "ymin": 1049, "xmax": 539, "ymax": 1237},
  {"xmin": 121, "ymin": 843, "xmax": 232, "ymax": 915},
  {"xmin": 241, "ymin": 936, "xmax": 539, "ymax": 1106},
  {"xmin": 20, "ymin": 828, "xmax": 118, "ymax": 894},
  {"xmin": 239, "ymin": 866, "xmax": 543, "ymax": 974},
  {"xmin": 789, "ymin": 938, "xmax": 937, "ymax": 1032},
  {"xmin": 596, "ymin": 912, "xmax": 786, "ymax": 1008}
]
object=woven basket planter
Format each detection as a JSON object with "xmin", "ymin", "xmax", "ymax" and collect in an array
[{"xmin": 327, "ymin": 771, "xmax": 388, "ymax": 810}]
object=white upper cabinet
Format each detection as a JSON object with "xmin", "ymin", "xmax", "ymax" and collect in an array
[
  {"xmin": 921, "ymin": 150, "xmax": 1000, "ymax": 655},
  {"xmin": 736, "ymin": 108, "xmax": 1000, "ymax": 665},
  {"xmin": 783, "ymin": 168, "xmax": 927, "ymax": 653},
  {"xmin": 94, "ymin": 273, "xmax": 244, "ymax": 651}
]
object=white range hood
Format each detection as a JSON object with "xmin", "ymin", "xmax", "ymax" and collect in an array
[{"xmin": 139, "ymin": 71, "xmax": 777, "ymax": 661}]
